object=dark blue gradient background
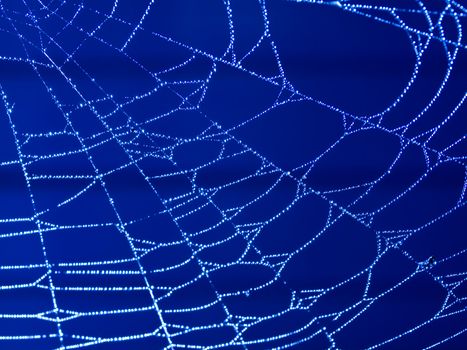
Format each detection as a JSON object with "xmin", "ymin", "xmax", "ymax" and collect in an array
[{"xmin": 0, "ymin": 1, "xmax": 466, "ymax": 349}]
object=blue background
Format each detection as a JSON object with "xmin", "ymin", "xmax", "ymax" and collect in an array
[{"xmin": 0, "ymin": 0, "xmax": 466, "ymax": 349}]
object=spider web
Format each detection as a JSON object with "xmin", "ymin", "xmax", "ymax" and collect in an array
[{"xmin": 0, "ymin": 0, "xmax": 466, "ymax": 349}]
